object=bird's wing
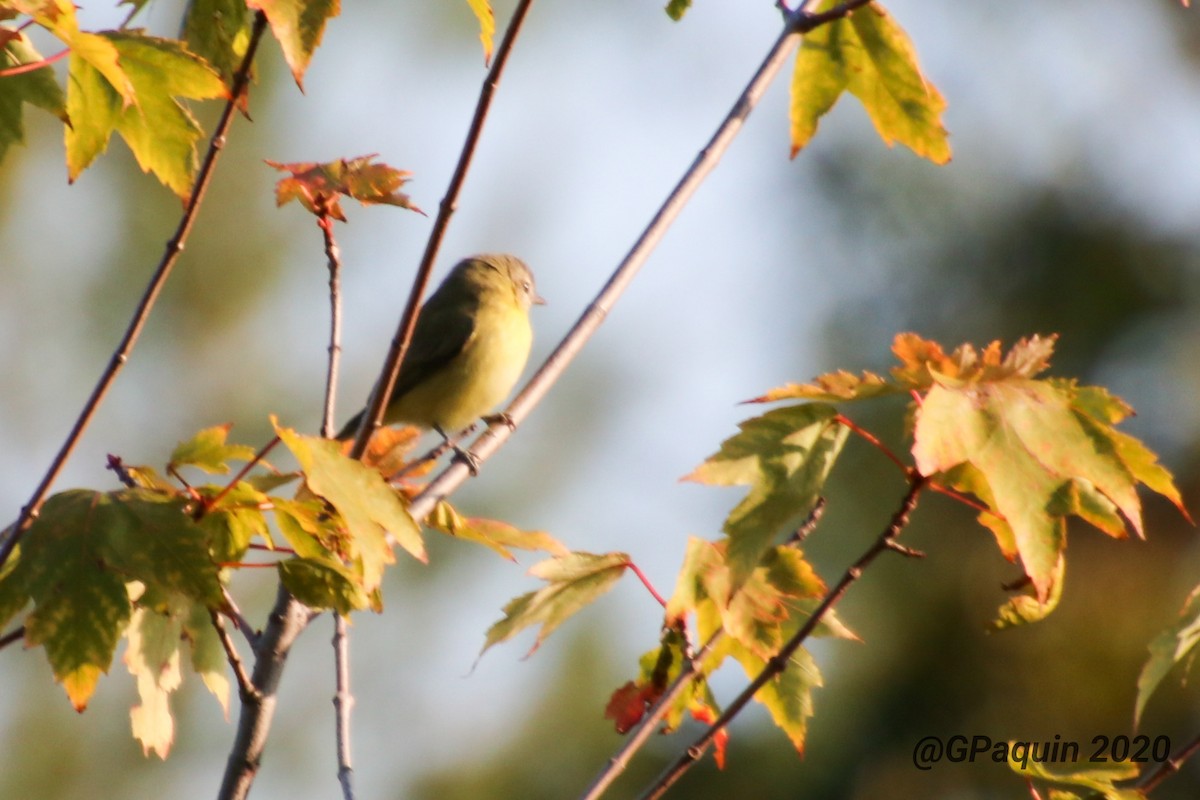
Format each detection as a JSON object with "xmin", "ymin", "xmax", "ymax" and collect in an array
[{"xmin": 389, "ymin": 292, "xmax": 479, "ymax": 400}]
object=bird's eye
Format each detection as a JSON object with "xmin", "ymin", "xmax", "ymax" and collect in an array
[{"xmin": 523, "ymin": 280, "xmax": 532, "ymax": 293}]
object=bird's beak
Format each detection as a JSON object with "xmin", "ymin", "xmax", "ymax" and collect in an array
[{"xmin": 533, "ymin": 293, "xmax": 547, "ymax": 306}]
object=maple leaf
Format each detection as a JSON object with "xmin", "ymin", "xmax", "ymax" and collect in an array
[
  {"xmin": 790, "ymin": 1, "xmax": 950, "ymax": 163},
  {"xmin": 426, "ymin": 500, "xmax": 568, "ymax": 561},
  {"xmin": 275, "ymin": 420, "xmax": 422, "ymax": 587},
  {"xmin": 63, "ymin": 29, "xmax": 227, "ymax": 198},
  {"xmin": 247, "ymin": 0, "xmax": 339, "ymax": 88},
  {"xmin": 168, "ymin": 423, "xmax": 258, "ymax": 475},
  {"xmin": 0, "ymin": 33, "xmax": 68, "ymax": 162},
  {"xmin": 905, "ymin": 335, "xmax": 1187, "ymax": 601},
  {"xmin": 1136, "ymin": 585, "xmax": 1200, "ymax": 727},
  {"xmin": 684, "ymin": 404, "xmax": 847, "ymax": 592},
  {"xmin": 481, "ymin": 552, "xmax": 629, "ymax": 658},
  {"xmin": 268, "ymin": 154, "xmax": 424, "ymax": 220}
]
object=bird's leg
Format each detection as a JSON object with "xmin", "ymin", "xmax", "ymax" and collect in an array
[
  {"xmin": 481, "ymin": 412, "xmax": 517, "ymax": 431},
  {"xmin": 435, "ymin": 424, "xmax": 480, "ymax": 476}
]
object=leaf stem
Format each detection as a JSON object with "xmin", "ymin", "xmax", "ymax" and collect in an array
[
  {"xmin": 0, "ymin": 47, "xmax": 69, "ymax": 77},
  {"xmin": 0, "ymin": 12, "xmax": 271, "ymax": 571}
]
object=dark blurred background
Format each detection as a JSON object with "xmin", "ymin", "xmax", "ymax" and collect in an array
[{"xmin": 2, "ymin": 1, "xmax": 1200, "ymax": 798}]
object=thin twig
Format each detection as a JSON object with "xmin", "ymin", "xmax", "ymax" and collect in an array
[
  {"xmin": 1137, "ymin": 730, "xmax": 1200, "ymax": 793},
  {"xmin": 347, "ymin": 0, "xmax": 537, "ymax": 459},
  {"xmin": 195, "ymin": 435, "xmax": 283, "ymax": 520},
  {"xmin": 222, "ymin": 587, "xmax": 260, "ymax": 648},
  {"xmin": 0, "ymin": 12, "xmax": 271, "ymax": 571},
  {"xmin": 578, "ymin": 500, "xmax": 827, "ymax": 800},
  {"xmin": 319, "ymin": 214, "xmax": 344, "ymax": 439},
  {"xmin": 333, "ymin": 615, "xmax": 355, "ymax": 800},
  {"xmin": 637, "ymin": 475, "xmax": 927, "ymax": 800},
  {"xmin": 0, "ymin": 626, "xmax": 24, "ymax": 651},
  {"xmin": 210, "ymin": 609, "xmax": 257, "ymax": 701}
]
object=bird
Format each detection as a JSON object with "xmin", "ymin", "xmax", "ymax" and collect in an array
[{"xmin": 336, "ymin": 254, "xmax": 544, "ymax": 467}]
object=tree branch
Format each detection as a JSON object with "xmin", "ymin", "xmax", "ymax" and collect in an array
[
  {"xmin": 0, "ymin": 11, "xmax": 271, "ymax": 570},
  {"xmin": 216, "ymin": 585, "xmax": 318, "ymax": 800}
]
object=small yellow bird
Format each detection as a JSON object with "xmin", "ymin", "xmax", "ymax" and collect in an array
[{"xmin": 337, "ymin": 254, "xmax": 544, "ymax": 451}]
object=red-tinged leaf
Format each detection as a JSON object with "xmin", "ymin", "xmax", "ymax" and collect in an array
[
  {"xmin": 684, "ymin": 404, "xmax": 847, "ymax": 592},
  {"xmin": 605, "ymin": 681, "xmax": 656, "ymax": 734},
  {"xmin": 268, "ymin": 155, "xmax": 423, "ymax": 220},
  {"xmin": 667, "ymin": 537, "xmax": 835, "ymax": 662},
  {"xmin": 790, "ymin": 2, "xmax": 950, "ymax": 164},
  {"xmin": 464, "ymin": 0, "xmax": 494, "ymax": 63},
  {"xmin": 0, "ymin": 34, "xmax": 68, "ymax": 162},
  {"xmin": 688, "ymin": 703, "xmax": 729, "ymax": 768},
  {"xmin": 168, "ymin": 424, "xmax": 257, "ymax": 474},
  {"xmin": 1136, "ymin": 585, "xmax": 1200, "ymax": 727},
  {"xmin": 906, "ymin": 335, "xmax": 1186, "ymax": 603},
  {"xmin": 481, "ymin": 552, "xmax": 629, "ymax": 658},
  {"xmin": 615, "ymin": 624, "xmax": 697, "ymax": 734},
  {"xmin": 275, "ymin": 419, "xmax": 421, "ymax": 587},
  {"xmin": 426, "ymin": 500, "xmax": 568, "ymax": 561},
  {"xmin": 247, "ymin": 0, "xmax": 339, "ymax": 88}
]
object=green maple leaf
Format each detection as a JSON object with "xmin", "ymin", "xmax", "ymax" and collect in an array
[
  {"xmin": 1136, "ymin": 585, "xmax": 1200, "ymax": 726},
  {"xmin": 65, "ymin": 30, "xmax": 227, "ymax": 198},
  {"xmin": 730, "ymin": 639, "xmax": 821, "ymax": 755},
  {"xmin": 183, "ymin": 0, "xmax": 253, "ymax": 88},
  {"xmin": 664, "ymin": 0, "xmax": 692, "ymax": 21},
  {"xmin": 684, "ymin": 403, "xmax": 847, "ymax": 593},
  {"xmin": 790, "ymin": 1, "xmax": 950, "ymax": 163},
  {"xmin": 248, "ymin": 0, "xmax": 339, "ymax": 88},
  {"xmin": 0, "ymin": 34, "xmax": 68, "ymax": 161},
  {"xmin": 481, "ymin": 551, "xmax": 629, "ymax": 658},
  {"xmin": 12, "ymin": 490, "xmax": 133, "ymax": 710},
  {"xmin": 168, "ymin": 423, "xmax": 258, "ymax": 474},
  {"xmin": 278, "ymin": 556, "xmax": 370, "ymax": 615}
]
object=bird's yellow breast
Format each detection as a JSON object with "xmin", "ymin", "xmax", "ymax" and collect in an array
[{"xmin": 387, "ymin": 299, "xmax": 533, "ymax": 432}]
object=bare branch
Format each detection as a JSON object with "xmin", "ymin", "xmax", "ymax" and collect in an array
[{"xmin": 333, "ymin": 616, "xmax": 355, "ymax": 800}]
